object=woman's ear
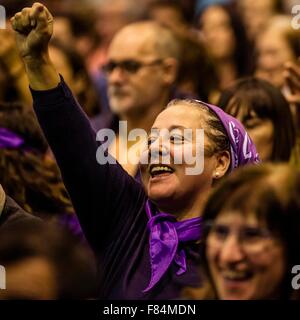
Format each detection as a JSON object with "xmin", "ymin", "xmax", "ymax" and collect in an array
[{"xmin": 213, "ymin": 150, "xmax": 231, "ymax": 180}]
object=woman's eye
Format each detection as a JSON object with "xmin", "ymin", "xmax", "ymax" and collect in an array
[
  {"xmin": 147, "ymin": 137, "xmax": 156, "ymax": 146},
  {"xmin": 242, "ymin": 228, "xmax": 267, "ymax": 242},
  {"xmin": 244, "ymin": 119, "xmax": 262, "ymax": 129},
  {"xmin": 170, "ymin": 135, "xmax": 184, "ymax": 144},
  {"xmin": 213, "ymin": 225, "xmax": 229, "ymax": 239}
]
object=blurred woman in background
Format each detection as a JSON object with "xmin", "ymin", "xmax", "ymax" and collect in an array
[
  {"xmin": 255, "ymin": 16, "xmax": 300, "ymax": 92},
  {"xmin": 187, "ymin": 163, "xmax": 300, "ymax": 299},
  {"xmin": 197, "ymin": 3, "xmax": 253, "ymax": 102},
  {"xmin": 0, "ymin": 220, "xmax": 96, "ymax": 299},
  {"xmin": 218, "ymin": 77, "xmax": 296, "ymax": 162},
  {"xmin": 237, "ymin": 0, "xmax": 282, "ymax": 41}
]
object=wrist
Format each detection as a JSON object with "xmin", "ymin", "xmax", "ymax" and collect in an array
[
  {"xmin": 23, "ymin": 53, "xmax": 60, "ymax": 91},
  {"xmin": 22, "ymin": 51, "xmax": 52, "ymax": 68}
]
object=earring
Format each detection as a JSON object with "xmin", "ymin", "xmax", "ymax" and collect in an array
[{"xmin": 214, "ymin": 172, "xmax": 219, "ymax": 178}]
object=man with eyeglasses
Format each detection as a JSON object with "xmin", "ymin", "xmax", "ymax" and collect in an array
[{"xmin": 91, "ymin": 21, "xmax": 180, "ymax": 176}]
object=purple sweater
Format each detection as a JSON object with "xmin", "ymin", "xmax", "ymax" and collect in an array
[{"xmin": 32, "ymin": 79, "xmax": 201, "ymax": 299}]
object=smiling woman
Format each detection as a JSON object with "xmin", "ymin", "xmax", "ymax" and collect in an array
[
  {"xmin": 194, "ymin": 163, "xmax": 300, "ymax": 300},
  {"xmin": 11, "ymin": 3, "xmax": 259, "ymax": 299}
]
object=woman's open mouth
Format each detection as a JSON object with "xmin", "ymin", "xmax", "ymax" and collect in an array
[
  {"xmin": 222, "ymin": 270, "xmax": 254, "ymax": 282},
  {"xmin": 149, "ymin": 164, "xmax": 175, "ymax": 178}
]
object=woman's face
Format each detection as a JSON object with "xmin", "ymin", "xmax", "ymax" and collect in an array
[
  {"xmin": 256, "ymin": 29, "xmax": 296, "ymax": 88},
  {"xmin": 206, "ymin": 211, "xmax": 286, "ymax": 300},
  {"xmin": 200, "ymin": 6, "xmax": 236, "ymax": 61},
  {"xmin": 49, "ymin": 46, "xmax": 74, "ymax": 89},
  {"xmin": 141, "ymin": 104, "xmax": 218, "ymax": 211},
  {"xmin": 238, "ymin": 0, "xmax": 275, "ymax": 40},
  {"xmin": 234, "ymin": 107, "xmax": 274, "ymax": 162}
]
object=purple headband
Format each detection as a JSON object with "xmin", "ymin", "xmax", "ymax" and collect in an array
[
  {"xmin": 0, "ymin": 128, "xmax": 24, "ymax": 149},
  {"xmin": 197, "ymin": 100, "xmax": 260, "ymax": 171}
]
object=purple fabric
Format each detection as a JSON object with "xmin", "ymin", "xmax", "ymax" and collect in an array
[
  {"xmin": 0, "ymin": 128, "xmax": 24, "ymax": 149},
  {"xmin": 142, "ymin": 101, "xmax": 259, "ymax": 292},
  {"xmin": 59, "ymin": 213, "xmax": 87, "ymax": 243},
  {"xmin": 144, "ymin": 200, "xmax": 202, "ymax": 292},
  {"xmin": 197, "ymin": 100, "xmax": 260, "ymax": 171}
]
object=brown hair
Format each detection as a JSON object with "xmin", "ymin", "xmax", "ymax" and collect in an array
[
  {"xmin": 218, "ymin": 77, "xmax": 296, "ymax": 162},
  {"xmin": 200, "ymin": 163, "xmax": 300, "ymax": 300},
  {"xmin": 0, "ymin": 102, "xmax": 72, "ymax": 216}
]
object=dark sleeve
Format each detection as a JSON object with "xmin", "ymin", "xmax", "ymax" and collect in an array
[{"xmin": 31, "ymin": 78, "xmax": 146, "ymax": 253}]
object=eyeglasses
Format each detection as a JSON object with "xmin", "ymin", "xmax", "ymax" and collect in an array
[
  {"xmin": 102, "ymin": 59, "xmax": 163, "ymax": 74},
  {"xmin": 204, "ymin": 221, "xmax": 275, "ymax": 255}
]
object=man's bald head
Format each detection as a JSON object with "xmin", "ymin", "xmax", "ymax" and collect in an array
[
  {"xmin": 109, "ymin": 21, "xmax": 181, "ymax": 60},
  {"xmin": 106, "ymin": 21, "xmax": 180, "ymax": 117}
]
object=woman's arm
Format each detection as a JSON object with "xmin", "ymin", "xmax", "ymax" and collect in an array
[{"xmin": 11, "ymin": 3, "xmax": 146, "ymax": 252}]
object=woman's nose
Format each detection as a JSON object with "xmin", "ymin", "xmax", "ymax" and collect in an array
[
  {"xmin": 219, "ymin": 235, "xmax": 246, "ymax": 265},
  {"xmin": 148, "ymin": 138, "xmax": 170, "ymax": 162}
]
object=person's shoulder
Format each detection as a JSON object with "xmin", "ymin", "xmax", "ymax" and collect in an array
[{"xmin": 0, "ymin": 196, "xmax": 41, "ymax": 228}]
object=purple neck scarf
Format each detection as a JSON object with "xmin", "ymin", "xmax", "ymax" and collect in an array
[
  {"xmin": 0, "ymin": 128, "xmax": 24, "ymax": 149},
  {"xmin": 143, "ymin": 200, "xmax": 202, "ymax": 293}
]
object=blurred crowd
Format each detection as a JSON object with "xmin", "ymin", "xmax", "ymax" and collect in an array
[{"xmin": 1, "ymin": 0, "xmax": 300, "ymax": 300}]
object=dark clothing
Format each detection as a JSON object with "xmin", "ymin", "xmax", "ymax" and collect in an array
[
  {"xmin": 0, "ymin": 196, "xmax": 39, "ymax": 228},
  {"xmin": 32, "ymin": 79, "xmax": 201, "ymax": 300}
]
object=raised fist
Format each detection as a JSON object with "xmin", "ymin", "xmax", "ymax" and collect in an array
[{"xmin": 11, "ymin": 3, "xmax": 53, "ymax": 60}]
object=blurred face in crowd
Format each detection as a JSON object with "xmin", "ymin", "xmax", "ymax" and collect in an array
[
  {"xmin": 238, "ymin": 0, "xmax": 275, "ymax": 40},
  {"xmin": 95, "ymin": 0, "xmax": 134, "ymax": 46},
  {"xmin": 49, "ymin": 46, "xmax": 74, "ymax": 90},
  {"xmin": 206, "ymin": 211, "xmax": 286, "ymax": 300},
  {"xmin": 256, "ymin": 29, "xmax": 296, "ymax": 88},
  {"xmin": 0, "ymin": 257, "xmax": 57, "ymax": 300},
  {"xmin": 233, "ymin": 107, "xmax": 274, "ymax": 162},
  {"xmin": 200, "ymin": 6, "xmax": 236, "ymax": 61},
  {"xmin": 149, "ymin": 5, "xmax": 187, "ymax": 35},
  {"xmin": 53, "ymin": 17, "xmax": 74, "ymax": 49},
  {"xmin": 141, "ymin": 104, "xmax": 229, "ymax": 214},
  {"xmin": 106, "ymin": 24, "xmax": 176, "ymax": 118},
  {"xmin": 49, "ymin": 46, "xmax": 88, "ymax": 103}
]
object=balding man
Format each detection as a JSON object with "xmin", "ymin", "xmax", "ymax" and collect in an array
[{"xmin": 91, "ymin": 22, "xmax": 181, "ymax": 176}]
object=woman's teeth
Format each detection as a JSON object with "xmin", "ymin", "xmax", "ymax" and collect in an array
[
  {"xmin": 222, "ymin": 270, "xmax": 253, "ymax": 281},
  {"xmin": 150, "ymin": 166, "xmax": 174, "ymax": 177}
]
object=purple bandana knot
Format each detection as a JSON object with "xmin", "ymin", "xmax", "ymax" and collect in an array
[
  {"xmin": 143, "ymin": 200, "xmax": 202, "ymax": 293},
  {"xmin": 195, "ymin": 100, "xmax": 260, "ymax": 171},
  {"xmin": 0, "ymin": 128, "xmax": 24, "ymax": 149}
]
